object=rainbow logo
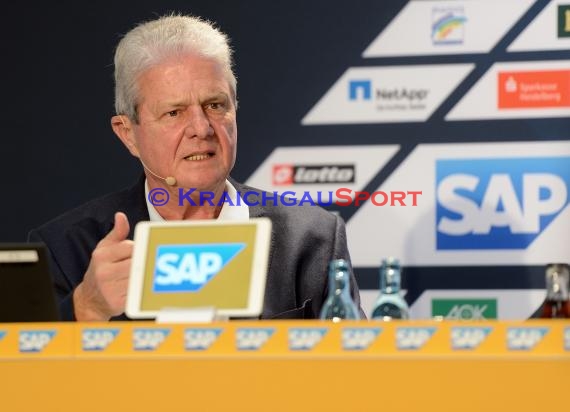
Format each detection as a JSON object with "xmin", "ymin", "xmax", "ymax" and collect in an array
[{"xmin": 432, "ymin": 9, "xmax": 467, "ymax": 44}]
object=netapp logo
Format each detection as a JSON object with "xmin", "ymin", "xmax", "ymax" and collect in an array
[
  {"xmin": 436, "ymin": 157, "xmax": 570, "ymax": 250},
  {"xmin": 272, "ymin": 164, "xmax": 355, "ymax": 186}
]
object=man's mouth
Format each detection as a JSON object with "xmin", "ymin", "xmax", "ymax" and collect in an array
[{"xmin": 184, "ymin": 152, "xmax": 213, "ymax": 161}]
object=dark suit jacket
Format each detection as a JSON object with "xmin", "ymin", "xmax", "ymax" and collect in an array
[{"xmin": 29, "ymin": 176, "xmax": 363, "ymax": 320}]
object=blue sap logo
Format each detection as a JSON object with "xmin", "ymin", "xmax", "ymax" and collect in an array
[
  {"xmin": 153, "ymin": 243, "xmax": 245, "ymax": 292},
  {"xmin": 342, "ymin": 328, "xmax": 381, "ymax": 351},
  {"xmin": 396, "ymin": 327, "xmax": 436, "ymax": 350},
  {"xmin": 507, "ymin": 327, "xmax": 548, "ymax": 351},
  {"xmin": 436, "ymin": 157, "xmax": 570, "ymax": 249},
  {"xmin": 19, "ymin": 330, "xmax": 57, "ymax": 353},
  {"xmin": 451, "ymin": 327, "xmax": 492, "ymax": 350},
  {"xmin": 184, "ymin": 328, "xmax": 223, "ymax": 351},
  {"xmin": 133, "ymin": 328, "xmax": 170, "ymax": 351},
  {"xmin": 236, "ymin": 328, "xmax": 275, "ymax": 351},
  {"xmin": 82, "ymin": 328, "xmax": 120, "ymax": 351},
  {"xmin": 288, "ymin": 328, "xmax": 328, "ymax": 351}
]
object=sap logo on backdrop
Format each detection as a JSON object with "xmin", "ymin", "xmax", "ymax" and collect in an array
[
  {"xmin": 432, "ymin": 6, "xmax": 466, "ymax": 45},
  {"xmin": 272, "ymin": 164, "xmax": 355, "ymax": 185},
  {"xmin": 82, "ymin": 328, "xmax": 120, "ymax": 351},
  {"xmin": 236, "ymin": 328, "xmax": 275, "ymax": 351},
  {"xmin": 153, "ymin": 243, "xmax": 245, "ymax": 292},
  {"xmin": 342, "ymin": 328, "xmax": 381, "ymax": 350},
  {"xmin": 396, "ymin": 327, "xmax": 436, "ymax": 350},
  {"xmin": 436, "ymin": 157, "xmax": 570, "ymax": 250},
  {"xmin": 507, "ymin": 327, "xmax": 548, "ymax": 351},
  {"xmin": 288, "ymin": 328, "xmax": 328, "ymax": 351},
  {"xmin": 184, "ymin": 328, "xmax": 223, "ymax": 351},
  {"xmin": 19, "ymin": 330, "xmax": 56, "ymax": 353},
  {"xmin": 133, "ymin": 328, "xmax": 170, "ymax": 351},
  {"xmin": 451, "ymin": 327, "xmax": 492, "ymax": 350}
]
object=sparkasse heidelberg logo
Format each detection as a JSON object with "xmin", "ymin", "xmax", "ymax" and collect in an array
[
  {"xmin": 498, "ymin": 70, "xmax": 570, "ymax": 109},
  {"xmin": 272, "ymin": 164, "xmax": 355, "ymax": 186},
  {"xmin": 436, "ymin": 157, "xmax": 570, "ymax": 250},
  {"xmin": 153, "ymin": 243, "xmax": 245, "ymax": 292}
]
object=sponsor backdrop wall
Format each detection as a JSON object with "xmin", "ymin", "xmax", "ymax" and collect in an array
[{"xmin": 2, "ymin": 0, "xmax": 569, "ymax": 320}]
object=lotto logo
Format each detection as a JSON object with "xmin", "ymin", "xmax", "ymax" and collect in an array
[
  {"xmin": 82, "ymin": 328, "xmax": 120, "ymax": 351},
  {"xmin": 507, "ymin": 327, "xmax": 548, "ymax": 351},
  {"xmin": 236, "ymin": 328, "xmax": 274, "ymax": 351},
  {"xmin": 436, "ymin": 157, "xmax": 570, "ymax": 249},
  {"xmin": 19, "ymin": 330, "xmax": 56, "ymax": 353},
  {"xmin": 451, "ymin": 327, "xmax": 492, "ymax": 350},
  {"xmin": 288, "ymin": 328, "xmax": 327, "ymax": 351},
  {"xmin": 272, "ymin": 164, "xmax": 355, "ymax": 185},
  {"xmin": 184, "ymin": 328, "xmax": 222, "ymax": 351},
  {"xmin": 342, "ymin": 328, "xmax": 381, "ymax": 350},
  {"xmin": 153, "ymin": 243, "xmax": 245, "ymax": 292},
  {"xmin": 133, "ymin": 328, "xmax": 170, "ymax": 351},
  {"xmin": 396, "ymin": 327, "xmax": 436, "ymax": 350}
]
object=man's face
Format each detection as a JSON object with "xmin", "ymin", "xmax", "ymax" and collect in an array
[{"xmin": 129, "ymin": 53, "xmax": 237, "ymax": 192}]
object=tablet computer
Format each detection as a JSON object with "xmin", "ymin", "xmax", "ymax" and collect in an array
[
  {"xmin": 0, "ymin": 243, "xmax": 60, "ymax": 322},
  {"xmin": 126, "ymin": 218, "xmax": 272, "ymax": 319}
]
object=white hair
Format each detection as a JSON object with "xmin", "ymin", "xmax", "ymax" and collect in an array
[{"xmin": 114, "ymin": 13, "xmax": 236, "ymax": 122}]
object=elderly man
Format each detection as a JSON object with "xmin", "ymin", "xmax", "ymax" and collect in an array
[{"xmin": 29, "ymin": 14, "xmax": 363, "ymax": 321}]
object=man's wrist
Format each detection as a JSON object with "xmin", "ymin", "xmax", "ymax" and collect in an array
[{"xmin": 73, "ymin": 284, "xmax": 109, "ymax": 321}]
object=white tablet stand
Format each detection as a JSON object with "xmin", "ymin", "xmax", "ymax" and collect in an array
[{"xmin": 156, "ymin": 306, "xmax": 229, "ymax": 323}]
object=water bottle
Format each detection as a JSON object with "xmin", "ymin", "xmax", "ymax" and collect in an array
[
  {"xmin": 371, "ymin": 257, "xmax": 409, "ymax": 320},
  {"xmin": 541, "ymin": 263, "xmax": 570, "ymax": 318},
  {"xmin": 319, "ymin": 259, "xmax": 360, "ymax": 321}
]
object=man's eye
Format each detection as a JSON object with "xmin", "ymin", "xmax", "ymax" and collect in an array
[
  {"xmin": 207, "ymin": 102, "xmax": 223, "ymax": 110},
  {"xmin": 167, "ymin": 110, "xmax": 179, "ymax": 117}
]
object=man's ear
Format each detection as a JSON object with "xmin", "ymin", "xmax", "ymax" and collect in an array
[{"xmin": 111, "ymin": 115, "xmax": 140, "ymax": 158}]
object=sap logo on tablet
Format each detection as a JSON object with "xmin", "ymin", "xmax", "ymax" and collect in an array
[{"xmin": 153, "ymin": 243, "xmax": 246, "ymax": 292}]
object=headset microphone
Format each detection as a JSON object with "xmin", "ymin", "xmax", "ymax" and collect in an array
[
  {"xmin": 117, "ymin": 115, "xmax": 177, "ymax": 186},
  {"xmin": 139, "ymin": 158, "xmax": 177, "ymax": 186}
]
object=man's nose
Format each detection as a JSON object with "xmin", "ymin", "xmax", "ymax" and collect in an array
[{"xmin": 184, "ymin": 107, "xmax": 214, "ymax": 139}]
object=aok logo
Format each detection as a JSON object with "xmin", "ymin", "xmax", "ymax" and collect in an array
[
  {"xmin": 153, "ymin": 243, "xmax": 245, "ymax": 292},
  {"xmin": 82, "ymin": 328, "xmax": 120, "ymax": 351},
  {"xmin": 451, "ymin": 327, "xmax": 492, "ymax": 350},
  {"xmin": 236, "ymin": 328, "xmax": 275, "ymax": 351},
  {"xmin": 432, "ymin": 299, "xmax": 497, "ymax": 320},
  {"xmin": 133, "ymin": 328, "xmax": 170, "ymax": 351},
  {"xmin": 272, "ymin": 164, "xmax": 355, "ymax": 186},
  {"xmin": 396, "ymin": 327, "xmax": 436, "ymax": 350},
  {"xmin": 342, "ymin": 328, "xmax": 381, "ymax": 350},
  {"xmin": 19, "ymin": 330, "xmax": 56, "ymax": 353},
  {"xmin": 184, "ymin": 328, "xmax": 223, "ymax": 351},
  {"xmin": 288, "ymin": 328, "xmax": 328, "ymax": 351},
  {"xmin": 436, "ymin": 157, "xmax": 570, "ymax": 249},
  {"xmin": 507, "ymin": 327, "xmax": 548, "ymax": 351}
]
